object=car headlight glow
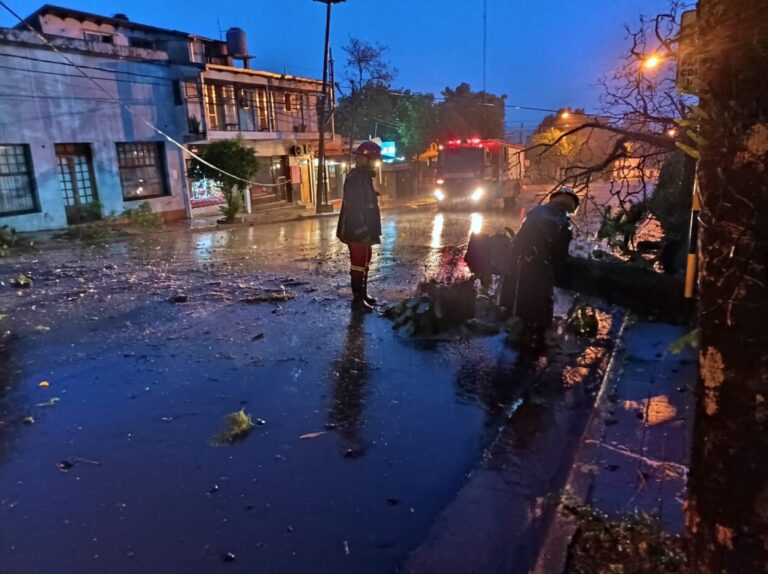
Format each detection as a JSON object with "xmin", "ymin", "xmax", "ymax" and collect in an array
[
  {"xmin": 471, "ymin": 188, "xmax": 485, "ymax": 202},
  {"xmin": 434, "ymin": 189, "xmax": 445, "ymax": 201}
]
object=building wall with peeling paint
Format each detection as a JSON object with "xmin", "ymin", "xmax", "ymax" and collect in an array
[{"xmin": 0, "ymin": 28, "xmax": 194, "ymax": 231}]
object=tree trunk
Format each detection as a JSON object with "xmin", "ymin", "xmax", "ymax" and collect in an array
[{"xmin": 687, "ymin": 1, "xmax": 768, "ymax": 571}]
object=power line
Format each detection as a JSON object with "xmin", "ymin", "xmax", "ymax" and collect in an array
[
  {"xmin": 0, "ymin": 61, "xmax": 327, "ymax": 124},
  {"xmin": 0, "ymin": 62, "xmax": 171, "ymax": 87},
  {"xmin": 360, "ymin": 86, "xmax": 604, "ymax": 117},
  {"xmin": 0, "ymin": 0, "xmax": 290, "ymax": 189},
  {"xmin": 0, "ymin": 51, "xmax": 175, "ymax": 81},
  {"xmin": 0, "ymin": 91, "xmax": 169, "ymax": 104},
  {"xmin": 482, "ymin": 0, "xmax": 487, "ymax": 93},
  {"xmin": 2, "ymin": 53, "xmax": 570, "ymax": 126}
]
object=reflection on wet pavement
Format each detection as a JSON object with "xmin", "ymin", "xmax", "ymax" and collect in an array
[
  {"xmin": 430, "ymin": 214, "xmax": 444, "ymax": 249},
  {"xmin": 0, "ymin": 208, "xmax": 619, "ymax": 574},
  {"xmin": 329, "ymin": 310, "xmax": 370, "ymax": 458},
  {"xmin": 623, "ymin": 395, "xmax": 678, "ymax": 426},
  {"xmin": 469, "ymin": 212, "xmax": 484, "ymax": 236}
]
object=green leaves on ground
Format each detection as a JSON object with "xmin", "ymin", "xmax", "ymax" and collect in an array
[
  {"xmin": 212, "ymin": 409, "xmax": 255, "ymax": 445},
  {"xmin": 668, "ymin": 329, "xmax": 700, "ymax": 355}
]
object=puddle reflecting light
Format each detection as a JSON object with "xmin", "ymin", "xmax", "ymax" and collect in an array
[
  {"xmin": 431, "ymin": 214, "xmax": 444, "ymax": 249},
  {"xmin": 469, "ymin": 213, "xmax": 483, "ymax": 235}
]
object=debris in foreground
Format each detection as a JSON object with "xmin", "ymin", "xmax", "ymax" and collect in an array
[
  {"xmin": 11, "ymin": 273, "xmax": 33, "ymax": 288},
  {"xmin": 383, "ymin": 279, "xmax": 476, "ymax": 336},
  {"xmin": 299, "ymin": 431, "xmax": 326, "ymax": 440},
  {"xmin": 169, "ymin": 293, "xmax": 189, "ymax": 304},
  {"xmin": 566, "ymin": 297, "xmax": 600, "ymax": 337},
  {"xmin": 212, "ymin": 409, "xmax": 255, "ymax": 445},
  {"xmin": 35, "ymin": 397, "xmax": 60, "ymax": 408},
  {"xmin": 241, "ymin": 291, "xmax": 295, "ymax": 304},
  {"xmin": 57, "ymin": 458, "xmax": 101, "ymax": 472},
  {"xmin": 565, "ymin": 502, "xmax": 687, "ymax": 574}
]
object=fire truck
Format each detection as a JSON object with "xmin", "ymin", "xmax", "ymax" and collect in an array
[{"xmin": 433, "ymin": 138, "xmax": 525, "ymax": 210}]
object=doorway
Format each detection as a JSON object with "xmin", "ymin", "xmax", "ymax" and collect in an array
[
  {"xmin": 55, "ymin": 143, "xmax": 100, "ymax": 224},
  {"xmin": 299, "ymin": 162, "xmax": 313, "ymax": 205}
]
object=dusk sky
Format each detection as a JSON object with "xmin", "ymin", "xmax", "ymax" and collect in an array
[{"xmin": 2, "ymin": 0, "xmax": 671, "ymax": 132}]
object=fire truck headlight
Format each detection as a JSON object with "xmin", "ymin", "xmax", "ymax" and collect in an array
[
  {"xmin": 434, "ymin": 189, "xmax": 445, "ymax": 201},
  {"xmin": 471, "ymin": 188, "xmax": 485, "ymax": 202}
]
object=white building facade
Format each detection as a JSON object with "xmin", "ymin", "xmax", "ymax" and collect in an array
[{"xmin": 0, "ymin": 5, "xmax": 331, "ymax": 232}]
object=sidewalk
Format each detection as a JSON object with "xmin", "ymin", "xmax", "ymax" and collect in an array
[
  {"xmin": 189, "ymin": 196, "xmax": 437, "ymax": 228},
  {"xmin": 534, "ymin": 318, "xmax": 697, "ymax": 573}
]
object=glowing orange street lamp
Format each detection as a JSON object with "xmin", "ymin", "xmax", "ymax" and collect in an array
[{"xmin": 642, "ymin": 54, "xmax": 662, "ymax": 71}]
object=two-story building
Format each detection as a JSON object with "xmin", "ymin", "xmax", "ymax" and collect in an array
[
  {"xmin": 0, "ymin": 4, "xmax": 329, "ymax": 232},
  {"xmin": 183, "ymin": 53, "xmax": 324, "ymax": 209}
]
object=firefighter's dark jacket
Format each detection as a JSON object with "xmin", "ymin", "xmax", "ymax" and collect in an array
[
  {"xmin": 500, "ymin": 203, "xmax": 573, "ymax": 326},
  {"xmin": 336, "ymin": 166, "xmax": 382, "ymax": 245},
  {"xmin": 509, "ymin": 203, "xmax": 572, "ymax": 276}
]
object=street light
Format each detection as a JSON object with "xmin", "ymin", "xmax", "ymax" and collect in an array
[
  {"xmin": 313, "ymin": 0, "xmax": 346, "ymax": 214},
  {"xmin": 560, "ymin": 110, "xmax": 571, "ymax": 119},
  {"xmin": 642, "ymin": 54, "xmax": 662, "ymax": 71}
]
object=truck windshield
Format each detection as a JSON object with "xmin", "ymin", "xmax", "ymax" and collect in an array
[{"xmin": 438, "ymin": 147, "xmax": 484, "ymax": 170}]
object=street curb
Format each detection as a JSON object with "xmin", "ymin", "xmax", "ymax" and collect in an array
[
  {"xmin": 186, "ymin": 199, "xmax": 437, "ymax": 229},
  {"xmin": 531, "ymin": 311, "xmax": 633, "ymax": 574}
]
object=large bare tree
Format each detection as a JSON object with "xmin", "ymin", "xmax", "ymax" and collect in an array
[{"xmin": 527, "ymin": 3, "xmax": 694, "ymax": 210}]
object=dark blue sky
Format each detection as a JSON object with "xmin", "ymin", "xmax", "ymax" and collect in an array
[{"xmin": 3, "ymin": 0, "xmax": 670, "ymax": 131}]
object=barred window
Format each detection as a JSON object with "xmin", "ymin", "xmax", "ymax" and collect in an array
[
  {"xmin": 0, "ymin": 144, "xmax": 37, "ymax": 215},
  {"xmin": 116, "ymin": 142, "xmax": 169, "ymax": 200}
]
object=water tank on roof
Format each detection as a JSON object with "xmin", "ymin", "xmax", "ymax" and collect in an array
[
  {"xmin": 226, "ymin": 28, "xmax": 248, "ymax": 59},
  {"xmin": 113, "ymin": 13, "xmax": 130, "ymax": 21}
]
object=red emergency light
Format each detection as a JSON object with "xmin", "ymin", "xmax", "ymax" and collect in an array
[{"xmin": 444, "ymin": 138, "xmax": 503, "ymax": 150}]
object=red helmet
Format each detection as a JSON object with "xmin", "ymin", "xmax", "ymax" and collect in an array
[{"xmin": 354, "ymin": 141, "xmax": 382, "ymax": 159}]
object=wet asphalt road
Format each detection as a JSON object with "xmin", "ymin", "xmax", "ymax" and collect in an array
[{"xmin": 0, "ymin": 207, "xmax": 608, "ymax": 574}]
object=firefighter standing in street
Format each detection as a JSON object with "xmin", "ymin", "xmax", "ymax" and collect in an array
[
  {"xmin": 337, "ymin": 141, "xmax": 383, "ymax": 311},
  {"xmin": 500, "ymin": 187, "xmax": 580, "ymax": 348}
]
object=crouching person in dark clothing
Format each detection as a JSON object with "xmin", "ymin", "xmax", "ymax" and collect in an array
[
  {"xmin": 500, "ymin": 187, "xmax": 579, "ymax": 348},
  {"xmin": 336, "ymin": 141, "xmax": 383, "ymax": 312}
]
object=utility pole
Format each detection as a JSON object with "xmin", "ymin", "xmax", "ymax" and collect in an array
[
  {"xmin": 328, "ymin": 47, "xmax": 336, "ymax": 137},
  {"xmin": 313, "ymin": 0, "xmax": 345, "ymax": 214}
]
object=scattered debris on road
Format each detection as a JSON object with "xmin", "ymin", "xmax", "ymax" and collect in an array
[
  {"xmin": 35, "ymin": 397, "xmax": 60, "ymax": 408},
  {"xmin": 57, "ymin": 458, "xmax": 101, "ymax": 473},
  {"xmin": 213, "ymin": 409, "xmax": 255, "ymax": 445},
  {"xmin": 567, "ymin": 297, "xmax": 600, "ymax": 337},
  {"xmin": 384, "ymin": 279, "xmax": 476, "ymax": 336},
  {"xmin": 241, "ymin": 291, "xmax": 295, "ymax": 304},
  {"xmin": 299, "ymin": 431, "xmax": 327, "ymax": 440},
  {"xmin": 168, "ymin": 293, "xmax": 189, "ymax": 304},
  {"xmin": 11, "ymin": 273, "xmax": 33, "ymax": 288}
]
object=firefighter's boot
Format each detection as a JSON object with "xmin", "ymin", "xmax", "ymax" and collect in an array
[
  {"xmin": 351, "ymin": 271, "xmax": 374, "ymax": 312},
  {"xmin": 362, "ymin": 270, "xmax": 378, "ymax": 306}
]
